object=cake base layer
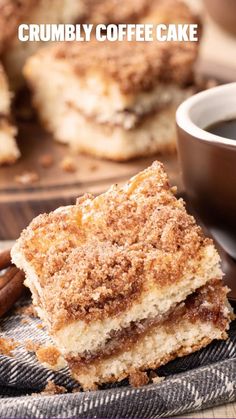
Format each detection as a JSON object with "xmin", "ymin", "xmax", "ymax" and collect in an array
[
  {"xmin": 58, "ymin": 106, "xmax": 178, "ymax": 160},
  {"xmin": 64, "ymin": 279, "xmax": 231, "ymax": 389},
  {"xmin": 68, "ymin": 319, "xmax": 226, "ymax": 390}
]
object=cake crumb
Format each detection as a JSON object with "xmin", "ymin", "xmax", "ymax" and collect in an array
[
  {"xmin": 41, "ymin": 380, "xmax": 67, "ymax": 395},
  {"xmin": 149, "ymin": 371, "xmax": 165, "ymax": 384},
  {"xmin": 36, "ymin": 345, "xmax": 61, "ymax": 367},
  {"xmin": 15, "ymin": 171, "xmax": 39, "ymax": 185},
  {"xmin": 129, "ymin": 371, "xmax": 149, "ymax": 387},
  {"xmin": 25, "ymin": 340, "xmax": 41, "ymax": 353},
  {"xmin": 0, "ymin": 337, "xmax": 17, "ymax": 356},
  {"xmin": 39, "ymin": 154, "xmax": 54, "ymax": 168},
  {"xmin": 152, "ymin": 376, "xmax": 165, "ymax": 384},
  {"xmin": 15, "ymin": 303, "xmax": 38, "ymax": 317},
  {"xmin": 60, "ymin": 157, "xmax": 76, "ymax": 173}
]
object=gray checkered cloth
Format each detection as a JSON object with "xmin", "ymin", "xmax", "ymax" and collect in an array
[{"xmin": 0, "ymin": 300, "xmax": 236, "ymax": 419}]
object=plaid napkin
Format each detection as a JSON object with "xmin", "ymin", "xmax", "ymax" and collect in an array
[{"xmin": 0, "ymin": 299, "xmax": 235, "ymax": 419}]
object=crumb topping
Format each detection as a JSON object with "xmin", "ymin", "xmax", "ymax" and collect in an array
[
  {"xmin": 129, "ymin": 371, "xmax": 149, "ymax": 387},
  {"xmin": 0, "ymin": 337, "xmax": 17, "ymax": 356},
  {"xmin": 53, "ymin": 38, "xmax": 198, "ymax": 95},
  {"xmin": 83, "ymin": 0, "xmax": 148, "ymax": 24},
  {"xmin": 46, "ymin": 0, "xmax": 200, "ymax": 95},
  {"xmin": 36, "ymin": 345, "xmax": 61, "ymax": 367},
  {"xmin": 40, "ymin": 380, "xmax": 67, "ymax": 395},
  {"xmin": 84, "ymin": 0, "xmax": 199, "ymax": 26},
  {"xmin": 16, "ymin": 162, "xmax": 215, "ymax": 329},
  {"xmin": 25, "ymin": 339, "xmax": 40, "ymax": 353}
]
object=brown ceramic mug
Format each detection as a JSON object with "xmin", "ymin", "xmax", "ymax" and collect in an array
[
  {"xmin": 204, "ymin": 0, "xmax": 236, "ymax": 36},
  {"xmin": 176, "ymin": 82, "xmax": 236, "ymax": 261}
]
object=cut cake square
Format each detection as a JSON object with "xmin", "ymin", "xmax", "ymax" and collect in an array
[
  {"xmin": 24, "ymin": 38, "xmax": 198, "ymax": 160},
  {"xmin": 11, "ymin": 162, "xmax": 232, "ymax": 389}
]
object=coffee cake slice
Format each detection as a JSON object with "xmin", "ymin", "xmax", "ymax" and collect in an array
[
  {"xmin": 0, "ymin": 64, "xmax": 19, "ymax": 164},
  {"xmin": 11, "ymin": 162, "xmax": 232, "ymax": 389},
  {"xmin": 24, "ymin": 0, "xmax": 201, "ymax": 161}
]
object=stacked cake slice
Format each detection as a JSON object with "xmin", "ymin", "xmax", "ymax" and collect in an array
[
  {"xmin": 23, "ymin": 40, "xmax": 198, "ymax": 160},
  {"xmin": 0, "ymin": 64, "xmax": 19, "ymax": 165},
  {"xmin": 23, "ymin": 0, "xmax": 200, "ymax": 160},
  {"xmin": 12, "ymin": 162, "xmax": 233, "ymax": 390}
]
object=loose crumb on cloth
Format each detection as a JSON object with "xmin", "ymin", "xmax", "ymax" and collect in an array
[
  {"xmin": 14, "ymin": 303, "xmax": 37, "ymax": 317},
  {"xmin": 32, "ymin": 380, "xmax": 68, "ymax": 396},
  {"xmin": 0, "ymin": 337, "xmax": 18, "ymax": 356}
]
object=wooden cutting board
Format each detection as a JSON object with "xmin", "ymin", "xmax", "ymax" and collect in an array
[{"xmin": 0, "ymin": 121, "xmax": 181, "ymax": 239}]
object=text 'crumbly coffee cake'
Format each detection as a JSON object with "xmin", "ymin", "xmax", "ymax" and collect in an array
[{"xmin": 11, "ymin": 162, "xmax": 233, "ymax": 389}]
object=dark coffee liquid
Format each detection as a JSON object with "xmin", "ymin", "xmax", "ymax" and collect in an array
[{"xmin": 206, "ymin": 118, "xmax": 236, "ymax": 140}]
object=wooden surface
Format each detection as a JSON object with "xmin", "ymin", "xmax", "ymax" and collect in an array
[{"xmin": 0, "ymin": 120, "xmax": 181, "ymax": 240}]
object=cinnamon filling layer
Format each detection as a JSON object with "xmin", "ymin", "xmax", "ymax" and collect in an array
[
  {"xmin": 66, "ymin": 279, "xmax": 229, "ymax": 370},
  {"xmin": 67, "ymin": 98, "xmax": 182, "ymax": 131}
]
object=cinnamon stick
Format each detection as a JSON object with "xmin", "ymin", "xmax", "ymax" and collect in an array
[
  {"xmin": 0, "ymin": 266, "xmax": 18, "ymax": 290},
  {"xmin": 0, "ymin": 269, "xmax": 25, "ymax": 317},
  {"xmin": 0, "ymin": 249, "xmax": 11, "ymax": 270}
]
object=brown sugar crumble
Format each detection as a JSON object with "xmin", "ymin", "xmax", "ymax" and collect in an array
[
  {"xmin": 25, "ymin": 339, "xmax": 41, "ymax": 353},
  {"xmin": 60, "ymin": 156, "xmax": 77, "ymax": 173},
  {"xmin": 15, "ymin": 171, "xmax": 39, "ymax": 185},
  {"xmin": 129, "ymin": 371, "xmax": 149, "ymax": 387},
  {"xmin": 36, "ymin": 345, "xmax": 61, "ymax": 367},
  {"xmin": 40, "ymin": 380, "xmax": 67, "ymax": 395},
  {"xmin": 0, "ymin": 337, "xmax": 17, "ymax": 356},
  {"xmin": 15, "ymin": 303, "xmax": 38, "ymax": 317}
]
